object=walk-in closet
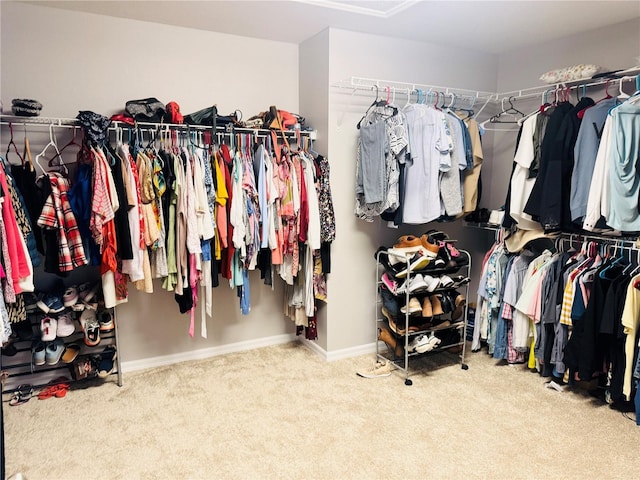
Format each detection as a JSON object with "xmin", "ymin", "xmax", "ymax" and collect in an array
[{"xmin": 2, "ymin": 1, "xmax": 640, "ymax": 479}]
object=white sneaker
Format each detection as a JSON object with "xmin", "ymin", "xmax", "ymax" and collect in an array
[
  {"xmin": 408, "ymin": 334, "xmax": 428, "ymax": 353},
  {"xmin": 408, "ymin": 274, "xmax": 428, "ymax": 293},
  {"xmin": 423, "ymin": 275, "xmax": 441, "ymax": 292},
  {"xmin": 40, "ymin": 317, "xmax": 57, "ymax": 342},
  {"xmin": 357, "ymin": 360, "xmax": 392, "ymax": 378},
  {"xmin": 56, "ymin": 313, "xmax": 76, "ymax": 337},
  {"xmin": 415, "ymin": 334, "xmax": 441, "ymax": 354}
]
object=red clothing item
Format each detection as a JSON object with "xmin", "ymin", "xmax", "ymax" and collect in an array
[{"xmin": 0, "ymin": 168, "xmax": 30, "ymax": 292}]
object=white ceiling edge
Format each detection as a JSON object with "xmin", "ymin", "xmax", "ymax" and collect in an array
[{"xmin": 293, "ymin": 0, "xmax": 421, "ymax": 18}]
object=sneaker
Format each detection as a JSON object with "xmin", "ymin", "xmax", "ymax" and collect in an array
[
  {"xmin": 423, "ymin": 275, "xmax": 440, "ymax": 292},
  {"xmin": 98, "ymin": 310, "xmax": 115, "ymax": 332},
  {"xmin": 439, "ymin": 275, "xmax": 455, "ymax": 288},
  {"xmin": 407, "ymin": 274, "xmax": 429, "ymax": 294},
  {"xmin": 400, "ymin": 297, "xmax": 422, "ymax": 315},
  {"xmin": 395, "ymin": 251, "xmax": 431, "ymax": 278},
  {"xmin": 97, "ymin": 346, "xmax": 117, "ymax": 378},
  {"xmin": 33, "ymin": 341, "xmax": 46, "ymax": 366},
  {"xmin": 37, "ymin": 294, "xmax": 65, "ymax": 314},
  {"xmin": 379, "ymin": 285, "xmax": 399, "ymax": 316},
  {"xmin": 420, "ymin": 234, "xmax": 440, "ymax": 259},
  {"xmin": 40, "ymin": 316, "xmax": 57, "ymax": 341},
  {"xmin": 56, "ymin": 313, "xmax": 75, "ymax": 338},
  {"xmin": 78, "ymin": 282, "xmax": 99, "ymax": 304},
  {"xmin": 62, "ymin": 287, "xmax": 79, "ymax": 307},
  {"xmin": 61, "ymin": 343, "xmax": 81, "ymax": 364},
  {"xmin": 415, "ymin": 334, "xmax": 441, "ymax": 353},
  {"xmin": 409, "ymin": 334, "xmax": 430, "ymax": 353},
  {"xmin": 356, "ymin": 360, "xmax": 392, "ymax": 378},
  {"xmin": 45, "ymin": 339, "xmax": 65, "ymax": 365},
  {"xmin": 381, "ymin": 272, "xmax": 399, "ymax": 294},
  {"xmin": 80, "ymin": 309, "xmax": 100, "ymax": 347}
]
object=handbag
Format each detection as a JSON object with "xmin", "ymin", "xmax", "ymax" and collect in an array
[{"xmin": 125, "ymin": 97, "xmax": 166, "ymax": 123}]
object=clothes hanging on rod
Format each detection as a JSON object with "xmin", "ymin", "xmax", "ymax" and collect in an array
[
  {"xmin": 502, "ymin": 75, "xmax": 640, "ymax": 235},
  {"xmin": 355, "ymin": 95, "xmax": 483, "ymax": 225},
  {"xmin": 0, "ymin": 115, "xmax": 334, "ymax": 342},
  {"xmin": 475, "ymin": 233, "xmax": 640, "ymax": 414}
]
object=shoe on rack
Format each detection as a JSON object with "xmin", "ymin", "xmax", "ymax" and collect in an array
[
  {"xmin": 36, "ymin": 294, "xmax": 65, "ymax": 314},
  {"xmin": 450, "ymin": 275, "xmax": 471, "ymax": 289},
  {"xmin": 379, "ymin": 284, "xmax": 400, "ymax": 316},
  {"xmin": 437, "ymin": 241, "xmax": 459, "ymax": 270},
  {"xmin": 381, "ymin": 272, "xmax": 399, "ymax": 295},
  {"xmin": 45, "ymin": 339, "xmax": 65, "ymax": 365},
  {"xmin": 438, "ymin": 293, "xmax": 454, "ymax": 314},
  {"xmin": 422, "ymin": 296, "xmax": 433, "ymax": 319},
  {"xmin": 61, "ymin": 343, "xmax": 81, "ymax": 364},
  {"xmin": 424, "ymin": 229, "xmax": 450, "ymax": 242},
  {"xmin": 33, "ymin": 341, "xmax": 46, "ymax": 366},
  {"xmin": 56, "ymin": 312, "xmax": 75, "ymax": 338},
  {"xmin": 419, "ymin": 234, "xmax": 440, "ymax": 259},
  {"xmin": 97, "ymin": 346, "xmax": 117, "ymax": 378},
  {"xmin": 432, "ymin": 319, "xmax": 451, "ymax": 330},
  {"xmin": 439, "ymin": 275, "xmax": 455, "ymax": 288},
  {"xmin": 98, "ymin": 310, "xmax": 115, "ymax": 332},
  {"xmin": 407, "ymin": 274, "xmax": 429, "ymax": 294},
  {"xmin": 400, "ymin": 297, "xmax": 422, "ymax": 315},
  {"xmin": 377, "ymin": 327, "xmax": 403, "ymax": 358},
  {"xmin": 451, "ymin": 294, "xmax": 466, "ymax": 321},
  {"xmin": 62, "ymin": 286, "xmax": 79, "ymax": 307},
  {"xmin": 381, "ymin": 307, "xmax": 406, "ymax": 335},
  {"xmin": 357, "ymin": 359, "xmax": 392, "ymax": 378},
  {"xmin": 393, "ymin": 235, "xmax": 425, "ymax": 253},
  {"xmin": 376, "ymin": 248, "xmax": 404, "ymax": 276},
  {"xmin": 40, "ymin": 316, "xmax": 57, "ymax": 342},
  {"xmin": 395, "ymin": 251, "xmax": 431, "ymax": 278},
  {"xmin": 408, "ymin": 334, "xmax": 429, "ymax": 353},
  {"xmin": 80, "ymin": 309, "xmax": 101, "ymax": 347},
  {"xmin": 415, "ymin": 334, "xmax": 441, "ymax": 353},
  {"xmin": 430, "ymin": 295, "xmax": 444, "ymax": 316},
  {"xmin": 423, "ymin": 274, "xmax": 440, "ymax": 293},
  {"xmin": 78, "ymin": 282, "xmax": 99, "ymax": 304}
]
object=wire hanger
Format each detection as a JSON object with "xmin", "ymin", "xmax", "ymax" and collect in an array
[
  {"xmin": 5, "ymin": 123, "xmax": 25, "ymax": 166},
  {"xmin": 47, "ymin": 126, "xmax": 81, "ymax": 169},
  {"xmin": 35, "ymin": 123, "xmax": 64, "ymax": 175}
]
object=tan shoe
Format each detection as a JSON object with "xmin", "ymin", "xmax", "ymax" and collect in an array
[
  {"xmin": 378, "ymin": 327, "xmax": 403, "ymax": 358},
  {"xmin": 422, "ymin": 296, "xmax": 433, "ymax": 318},
  {"xmin": 420, "ymin": 234, "xmax": 440, "ymax": 258},
  {"xmin": 451, "ymin": 294, "xmax": 466, "ymax": 321},
  {"xmin": 430, "ymin": 294, "xmax": 444, "ymax": 316}
]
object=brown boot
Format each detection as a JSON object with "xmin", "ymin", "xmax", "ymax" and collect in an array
[
  {"xmin": 378, "ymin": 327, "xmax": 403, "ymax": 358},
  {"xmin": 430, "ymin": 295, "xmax": 444, "ymax": 316},
  {"xmin": 422, "ymin": 296, "xmax": 433, "ymax": 318},
  {"xmin": 451, "ymin": 294, "xmax": 466, "ymax": 321}
]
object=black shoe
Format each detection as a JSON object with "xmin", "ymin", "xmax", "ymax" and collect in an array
[{"xmin": 375, "ymin": 248, "xmax": 403, "ymax": 277}]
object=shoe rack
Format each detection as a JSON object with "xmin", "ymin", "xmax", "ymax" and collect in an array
[
  {"xmin": 375, "ymin": 245, "xmax": 472, "ymax": 386},
  {"xmin": 1, "ymin": 291, "xmax": 123, "ymax": 394}
]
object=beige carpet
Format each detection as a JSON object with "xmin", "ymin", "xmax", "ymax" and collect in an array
[{"xmin": 3, "ymin": 342, "xmax": 640, "ymax": 480}]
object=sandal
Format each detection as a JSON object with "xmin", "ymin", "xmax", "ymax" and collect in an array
[{"xmin": 9, "ymin": 384, "xmax": 34, "ymax": 406}]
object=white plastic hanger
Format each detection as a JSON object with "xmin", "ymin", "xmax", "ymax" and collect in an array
[{"xmin": 35, "ymin": 123, "xmax": 62, "ymax": 174}]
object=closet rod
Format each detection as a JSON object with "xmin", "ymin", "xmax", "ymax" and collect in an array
[
  {"xmin": 0, "ymin": 115, "xmax": 317, "ymax": 139},
  {"xmin": 332, "ymin": 76, "xmax": 497, "ymax": 102},
  {"xmin": 496, "ymin": 69, "xmax": 640, "ymax": 102}
]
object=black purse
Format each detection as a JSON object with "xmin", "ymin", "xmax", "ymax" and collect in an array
[{"xmin": 125, "ymin": 98, "xmax": 166, "ymax": 123}]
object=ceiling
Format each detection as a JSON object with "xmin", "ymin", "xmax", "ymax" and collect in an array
[{"xmin": 30, "ymin": 0, "xmax": 640, "ymax": 54}]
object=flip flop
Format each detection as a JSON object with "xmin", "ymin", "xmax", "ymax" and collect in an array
[{"xmin": 9, "ymin": 384, "xmax": 33, "ymax": 406}]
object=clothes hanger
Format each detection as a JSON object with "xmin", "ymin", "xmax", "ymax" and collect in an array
[
  {"xmin": 47, "ymin": 126, "xmax": 81, "ymax": 169},
  {"xmin": 4, "ymin": 123, "xmax": 25, "ymax": 166},
  {"xmin": 356, "ymin": 84, "xmax": 389, "ymax": 129},
  {"xmin": 35, "ymin": 123, "xmax": 63, "ymax": 175}
]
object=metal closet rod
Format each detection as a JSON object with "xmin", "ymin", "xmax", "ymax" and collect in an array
[
  {"xmin": 335, "ymin": 66, "xmax": 640, "ymax": 104},
  {"xmin": 0, "ymin": 115, "xmax": 317, "ymax": 139}
]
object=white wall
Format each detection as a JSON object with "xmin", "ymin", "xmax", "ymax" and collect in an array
[
  {"xmin": 299, "ymin": 29, "xmax": 330, "ymax": 350},
  {"xmin": 0, "ymin": 2, "xmax": 301, "ymax": 364},
  {"xmin": 326, "ymin": 28, "xmax": 499, "ymax": 352}
]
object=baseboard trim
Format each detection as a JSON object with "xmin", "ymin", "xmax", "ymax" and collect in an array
[
  {"xmin": 300, "ymin": 339, "xmax": 376, "ymax": 362},
  {"xmin": 121, "ymin": 333, "xmax": 298, "ymax": 373}
]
